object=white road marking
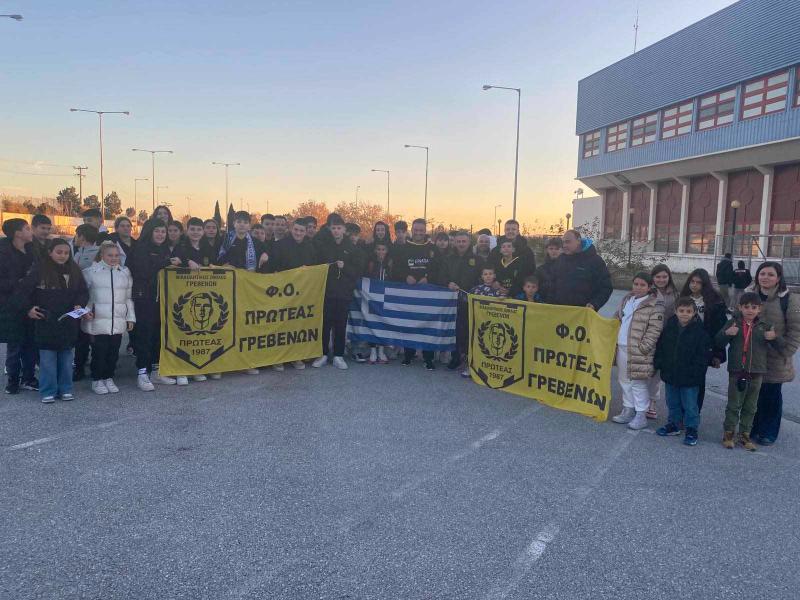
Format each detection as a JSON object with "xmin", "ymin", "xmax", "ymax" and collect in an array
[{"xmin": 7, "ymin": 418, "xmax": 131, "ymax": 451}]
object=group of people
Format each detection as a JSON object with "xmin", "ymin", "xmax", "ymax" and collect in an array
[
  {"xmin": 0, "ymin": 208, "xmax": 795, "ymax": 450},
  {"xmin": 612, "ymin": 262, "xmax": 798, "ymax": 449}
]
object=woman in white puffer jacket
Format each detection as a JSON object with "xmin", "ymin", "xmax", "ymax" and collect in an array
[{"xmin": 82, "ymin": 241, "xmax": 136, "ymax": 395}]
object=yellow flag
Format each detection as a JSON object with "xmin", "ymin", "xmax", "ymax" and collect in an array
[
  {"xmin": 159, "ymin": 265, "xmax": 328, "ymax": 376},
  {"xmin": 468, "ymin": 296, "xmax": 619, "ymax": 421}
]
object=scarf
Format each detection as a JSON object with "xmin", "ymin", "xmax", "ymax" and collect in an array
[{"xmin": 218, "ymin": 231, "xmax": 257, "ymax": 271}]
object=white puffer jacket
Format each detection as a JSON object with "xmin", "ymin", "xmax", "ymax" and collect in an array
[{"xmin": 81, "ymin": 261, "xmax": 136, "ymax": 335}]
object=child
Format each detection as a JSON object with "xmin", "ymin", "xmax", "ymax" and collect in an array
[
  {"xmin": 469, "ymin": 267, "xmax": 505, "ymax": 298},
  {"xmin": 72, "ymin": 223, "xmax": 100, "ymax": 270},
  {"xmin": 16, "ymin": 239, "xmax": 89, "ymax": 403},
  {"xmin": 167, "ymin": 220, "xmax": 184, "ymax": 256},
  {"xmin": 491, "ymin": 240, "xmax": 524, "ymax": 297},
  {"xmin": 82, "ymin": 242, "xmax": 136, "ymax": 394},
  {"xmin": 365, "ymin": 242, "xmax": 391, "ymax": 364},
  {"xmin": 515, "ymin": 276, "xmax": 543, "ymax": 303},
  {"xmin": 250, "ymin": 223, "xmax": 267, "ymax": 244},
  {"xmin": 611, "ymin": 272, "xmax": 664, "ymax": 430},
  {"xmin": 715, "ymin": 292, "xmax": 781, "ymax": 451},
  {"xmin": 534, "ymin": 237, "xmax": 561, "ymax": 302},
  {"xmin": 653, "ymin": 297, "xmax": 711, "ymax": 446},
  {"xmin": 216, "ymin": 211, "xmax": 269, "ymax": 273}
]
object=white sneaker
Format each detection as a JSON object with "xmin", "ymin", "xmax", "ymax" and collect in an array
[
  {"xmin": 246, "ymin": 368, "xmax": 260, "ymax": 375},
  {"xmin": 137, "ymin": 373, "xmax": 155, "ymax": 392},
  {"xmin": 152, "ymin": 371, "xmax": 176, "ymax": 385},
  {"xmin": 272, "ymin": 363, "xmax": 285, "ymax": 372},
  {"xmin": 292, "ymin": 360, "xmax": 306, "ymax": 370},
  {"xmin": 104, "ymin": 378, "xmax": 119, "ymax": 393},
  {"xmin": 92, "ymin": 380, "xmax": 109, "ymax": 395},
  {"xmin": 377, "ymin": 347, "xmax": 388, "ymax": 363},
  {"xmin": 209, "ymin": 373, "xmax": 222, "ymax": 380},
  {"xmin": 332, "ymin": 356, "xmax": 348, "ymax": 370},
  {"xmin": 176, "ymin": 376, "xmax": 189, "ymax": 386},
  {"xmin": 628, "ymin": 411, "xmax": 648, "ymax": 430},
  {"xmin": 312, "ymin": 356, "xmax": 328, "ymax": 368},
  {"xmin": 193, "ymin": 375, "xmax": 207, "ymax": 382},
  {"xmin": 368, "ymin": 347, "xmax": 378, "ymax": 364},
  {"xmin": 612, "ymin": 407, "xmax": 635, "ymax": 424}
]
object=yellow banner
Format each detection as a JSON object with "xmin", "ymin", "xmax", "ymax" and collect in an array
[
  {"xmin": 468, "ymin": 296, "xmax": 619, "ymax": 421},
  {"xmin": 159, "ymin": 265, "xmax": 328, "ymax": 376}
]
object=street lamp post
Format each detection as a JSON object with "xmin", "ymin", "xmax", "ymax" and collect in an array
[
  {"xmin": 494, "ymin": 204, "xmax": 502, "ymax": 235},
  {"xmin": 483, "ymin": 84, "xmax": 521, "ymax": 220},
  {"xmin": 566, "ymin": 212, "xmax": 572, "ymax": 231},
  {"xmin": 404, "ymin": 145, "xmax": 429, "ymax": 221},
  {"xmin": 371, "ymin": 169, "xmax": 390, "ymax": 214},
  {"xmin": 156, "ymin": 186, "xmax": 169, "ymax": 204},
  {"xmin": 132, "ymin": 148, "xmax": 173, "ymax": 211},
  {"xmin": 729, "ymin": 199, "xmax": 741, "ymax": 256},
  {"xmin": 211, "ymin": 162, "xmax": 240, "ymax": 211},
  {"xmin": 70, "ymin": 109, "xmax": 130, "ymax": 216},
  {"xmin": 134, "ymin": 177, "xmax": 148, "ymax": 217},
  {"xmin": 355, "ymin": 185, "xmax": 360, "ymax": 205}
]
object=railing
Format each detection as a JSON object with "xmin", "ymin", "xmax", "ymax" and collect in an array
[{"xmin": 712, "ymin": 234, "xmax": 800, "ymax": 284}]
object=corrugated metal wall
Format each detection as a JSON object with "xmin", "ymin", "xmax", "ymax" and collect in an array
[{"xmin": 576, "ymin": 0, "xmax": 800, "ymax": 135}]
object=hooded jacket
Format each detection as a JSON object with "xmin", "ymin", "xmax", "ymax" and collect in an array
[
  {"xmin": 615, "ymin": 292, "xmax": 664, "ymax": 379},
  {"xmin": 744, "ymin": 284, "xmax": 800, "ymax": 383},
  {"xmin": 550, "ymin": 238, "xmax": 613, "ymax": 310},
  {"xmin": 716, "ymin": 257, "xmax": 734, "ymax": 285},
  {"xmin": 490, "ymin": 254, "xmax": 528, "ymax": 298},
  {"xmin": 81, "ymin": 261, "xmax": 136, "ymax": 336},
  {"xmin": 715, "ymin": 315, "xmax": 783, "ymax": 375},
  {"xmin": 489, "ymin": 235, "xmax": 536, "ymax": 268},
  {"xmin": 315, "ymin": 234, "xmax": 364, "ymax": 299},
  {"xmin": 0, "ymin": 238, "xmax": 34, "ymax": 343},
  {"xmin": 443, "ymin": 251, "xmax": 484, "ymax": 293},
  {"xmin": 266, "ymin": 235, "xmax": 317, "ymax": 273},
  {"xmin": 129, "ymin": 241, "xmax": 172, "ymax": 302},
  {"xmin": 654, "ymin": 315, "xmax": 711, "ymax": 387}
]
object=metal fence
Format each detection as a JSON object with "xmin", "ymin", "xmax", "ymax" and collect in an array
[{"xmin": 712, "ymin": 234, "xmax": 800, "ymax": 284}]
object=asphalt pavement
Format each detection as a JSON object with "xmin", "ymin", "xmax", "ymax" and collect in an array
[{"xmin": 1, "ymin": 296, "xmax": 799, "ymax": 599}]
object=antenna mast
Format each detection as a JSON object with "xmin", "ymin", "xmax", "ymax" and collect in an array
[{"xmin": 633, "ymin": 4, "xmax": 640, "ymax": 53}]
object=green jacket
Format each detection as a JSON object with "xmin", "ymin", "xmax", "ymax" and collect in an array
[{"xmin": 714, "ymin": 316, "xmax": 784, "ymax": 375}]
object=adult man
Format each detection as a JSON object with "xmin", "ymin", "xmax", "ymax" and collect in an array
[
  {"xmin": 29, "ymin": 214, "xmax": 52, "ymax": 263},
  {"xmin": 474, "ymin": 233, "xmax": 492, "ymax": 260},
  {"xmin": 392, "ymin": 218, "xmax": 438, "ymax": 370},
  {"xmin": 550, "ymin": 229, "xmax": 612, "ymax": 311},
  {"xmin": 312, "ymin": 215, "xmax": 363, "ymax": 370},
  {"xmin": 0, "ymin": 219, "xmax": 37, "ymax": 394},
  {"xmin": 716, "ymin": 252, "xmax": 734, "ymax": 307},
  {"xmin": 490, "ymin": 219, "xmax": 536, "ymax": 269},
  {"xmin": 273, "ymin": 215, "xmax": 288, "ymax": 241},
  {"xmin": 444, "ymin": 231, "xmax": 483, "ymax": 370}
]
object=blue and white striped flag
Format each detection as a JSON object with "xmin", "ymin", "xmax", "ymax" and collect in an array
[{"xmin": 347, "ymin": 278, "xmax": 458, "ymax": 351}]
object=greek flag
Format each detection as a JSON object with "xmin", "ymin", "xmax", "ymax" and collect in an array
[{"xmin": 347, "ymin": 278, "xmax": 458, "ymax": 351}]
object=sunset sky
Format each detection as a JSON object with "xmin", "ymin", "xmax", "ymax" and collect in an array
[{"xmin": 0, "ymin": 0, "xmax": 735, "ymax": 231}]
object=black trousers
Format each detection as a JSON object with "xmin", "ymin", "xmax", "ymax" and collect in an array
[
  {"xmin": 134, "ymin": 299, "xmax": 161, "ymax": 372},
  {"xmin": 455, "ymin": 299, "xmax": 469, "ymax": 358},
  {"xmin": 74, "ymin": 330, "xmax": 91, "ymax": 372},
  {"xmin": 405, "ymin": 348, "xmax": 434, "ymax": 362},
  {"xmin": 90, "ymin": 334, "xmax": 122, "ymax": 380},
  {"xmin": 322, "ymin": 297, "xmax": 350, "ymax": 357}
]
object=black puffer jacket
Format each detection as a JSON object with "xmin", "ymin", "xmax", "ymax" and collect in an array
[
  {"xmin": 0, "ymin": 238, "xmax": 35, "ymax": 343},
  {"xmin": 550, "ymin": 239, "xmax": 612, "ymax": 310},
  {"xmin": 489, "ymin": 235, "xmax": 536, "ymax": 269},
  {"xmin": 315, "ymin": 235, "xmax": 364, "ymax": 299},
  {"xmin": 654, "ymin": 316, "xmax": 711, "ymax": 387},
  {"xmin": 535, "ymin": 258, "xmax": 559, "ymax": 303},
  {"xmin": 267, "ymin": 236, "xmax": 317, "ymax": 273},
  {"xmin": 129, "ymin": 242, "xmax": 172, "ymax": 301},
  {"xmin": 14, "ymin": 265, "xmax": 89, "ymax": 351},
  {"xmin": 443, "ymin": 251, "xmax": 484, "ymax": 292}
]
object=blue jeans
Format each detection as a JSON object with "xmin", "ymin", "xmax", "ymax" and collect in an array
[
  {"xmin": 39, "ymin": 349, "xmax": 74, "ymax": 398},
  {"xmin": 665, "ymin": 384, "xmax": 700, "ymax": 429},
  {"xmin": 5, "ymin": 339, "xmax": 36, "ymax": 383},
  {"xmin": 752, "ymin": 382, "xmax": 782, "ymax": 441}
]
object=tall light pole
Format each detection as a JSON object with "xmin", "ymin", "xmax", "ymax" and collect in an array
[
  {"xmin": 404, "ymin": 144, "xmax": 429, "ymax": 221},
  {"xmin": 73, "ymin": 166, "xmax": 87, "ymax": 212},
  {"xmin": 494, "ymin": 204, "xmax": 503, "ymax": 235},
  {"xmin": 132, "ymin": 148, "xmax": 173, "ymax": 211},
  {"xmin": 156, "ymin": 185, "xmax": 169, "ymax": 204},
  {"xmin": 566, "ymin": 212, "xmax": 572, "ymax": 231},
  {"xmin": 371, "ymin": 169, "xmax": 390, "ymax": 214},
  {"xmin": 70, "ymin": 108, "xmax": 130, "ymax": 216},
  {"xmin": 482, "ymin": 84, "xmax": 521, "ymax": 220},
  {"xmin": 355, "ymin": 185, "xmax": 360, "ymax": 205},
  {"xmin": 212, "ymin": 162, "xmax": 240, "ymax": 211},
  {"xmin": 134, "ymin": 177, "xmax": 148, "ymax": 217},
  {"xmin": 729, "ymin": 199, "xmax": 741, "ymax": 256}
]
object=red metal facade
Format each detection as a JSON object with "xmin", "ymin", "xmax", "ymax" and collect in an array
[
  {"xmin": 629, "ymin": 185, "xmax": 650, "ymax": 241},
  {"xmin": 686, "ymin": 175, "xmax": 719, "ymax": 254},
  {"xmin": 603, "ymin": 188, "xmax": 623, "ymax": 239},
  {"xmin": 769, "ymin": 163, "xmax": 800, "ymax": 256},
  {"xmin": 654, "ymin": 181, "xmax": 682, "ymax": 253}
]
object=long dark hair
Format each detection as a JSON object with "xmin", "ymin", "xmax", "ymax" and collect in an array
[
  {"xmin": 372, "ymin": 221, "xmax": 392, "ymax": 243},
  {"xmin": 40, "ymin": 238, "xmax": 84, "ymax": 289},
  {"xmin": 153, "ymin": 205, "xmax": 173, "ymax": 224},
  {"xmin": 139, "ymin": 218, "xmax": 168, "ymax": 248},
  {"xmin": 680, "ymin": 268, "xmax": 723, "ymax": 306},
  {"xmin": 651, "ymin": 263, "xmax": 676, "ymax": 294},
  {"xmin": 754, "ymin": 261, "xmax": 787, "ymax": 294}
]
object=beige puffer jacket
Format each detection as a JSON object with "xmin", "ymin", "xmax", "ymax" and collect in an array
[
  {"xmin": 744, "ymin": 284, "xmax": 800, "ymax": 383},
  {"xmin": 615, "ymin": 292, "xmax": 665, "ymax": 379}
]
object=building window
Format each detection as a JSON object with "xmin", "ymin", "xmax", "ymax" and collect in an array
[
  {"xmin": 606, "ymin": 122, "xmax": 628, "ymax": 152},
  {"xmin": 631, "ymin": 112, "xmax": 658, "ymax": 146},
  {"xmin": 742, "ymin": 70, "xmax": 789, "ymax": 120},
  {"xmin": 583, "ymin": 130, "xmax": 600, "ymax": 158},
  {"xmin": 726, "ymin": 169, "xmax": 764, "ymax": 257},
  {"xmin": 768, "ymin": 163, "xmax": 800, "ymax": 257},
  {"xmin": 686, "ymin": 175, "xmax": 719, "ymax": 255},
  {"xmin": 662, "ymin": 101, "xmax": 693, "ymax": 139},
  {"xmin": 794, "ymin": 67, "xmax": 800, "ymax": 108},
  {"xmin": 629, "ymin": 185, "xmax": 650, "ymax": 241},
  {"xmin": 603, "ymin": 189, "xmax": 623, "ymax": 239},
  {"xmin": 698, "ymin": 88, "xmax": 736, "ymax": 130},
  {"xmin": 654, "ymin": 181, "xmax": 682, "ymax": 253}
]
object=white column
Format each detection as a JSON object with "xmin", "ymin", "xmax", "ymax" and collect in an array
[
  {"xmin": 620, "ymin": 186, "xmax": 631, "ymax": 241},
  {"xmin": 711, "ymin": 171, "xmax": 728, "ymax": 255},
  {"xmin": 645, "ymin": 182, "xmax": 657, "ymax": 243},
  {"xmin": 756, "ymin": 165, "xmax": 774, "ymax": 257},
  {"xmin": 598, "ymin": 189, "xmax": 606, "ymax": 239},
  {"xmin": 676, "ymin": 177, "xmax": 690, "ymax": 254}
]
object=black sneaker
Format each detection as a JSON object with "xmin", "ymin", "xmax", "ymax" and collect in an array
[
  {"xmin": 72, "ymin": 368, "xmax": 85, "ymax": 382},
  {"xmin": 656, "ymin": 422, "xmax": 681, "ymax": 436},
  {"xmin": 447, "ymin": 355, "xmax": 461, "ymax": 370},
  {"xmin": 401, "ymin": 357, "xmax": 412, "ymax": 366},
  {"xmin": 683, "ymin": 427, "xmax": 698, "ymax": 446},
  {"xmin": 352, "ymin": 353, "xmax": 367, "ymax": 363},
  {"xmin": 20, "ymin": 378, "xmax": 39, "ymax": 391},
  {"xmin": 4, "ymin": 380, "xmax": 20, "ymax": 394},
  {"xmin": 425, "ymin": 360, "xmax": 435, "ymax": 371}
]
